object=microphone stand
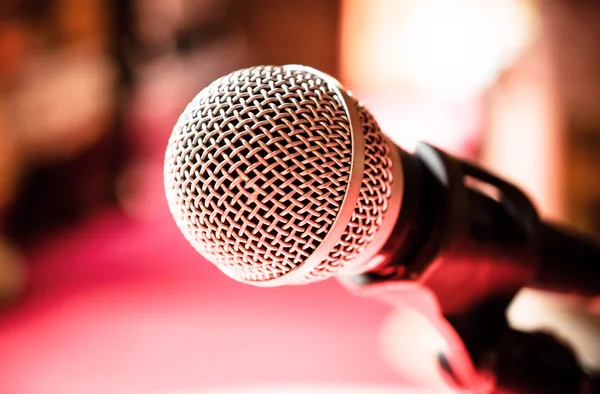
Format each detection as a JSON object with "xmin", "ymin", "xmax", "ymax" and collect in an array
[
  {"xmin": 344, "ymin": 143, "xmax": 600, "ymax": 393},
  {"xmin": 447, "ymin": 296, "xmax": 598, "ymax": 393}
]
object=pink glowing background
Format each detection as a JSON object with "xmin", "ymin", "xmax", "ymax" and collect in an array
[{"xmin": 0, "ymin": 0, "xmax": 597, "ymax": 393}]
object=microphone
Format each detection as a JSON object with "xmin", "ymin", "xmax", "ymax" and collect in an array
[{"xmin": 164, "ymin": 64, "xmax": 600, "ymax": 311}]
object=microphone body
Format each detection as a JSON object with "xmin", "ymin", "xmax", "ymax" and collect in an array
[
  {"xmin": 164, "ymin": 64, "xmax": 600, "ymax": 393},
  {"xmin": 535, "ymin": 221, "xmax": 600, "ymax": 295},
  {"xmin": 349, "ymin": 141, "xmax": 600, "ymax": 315}
]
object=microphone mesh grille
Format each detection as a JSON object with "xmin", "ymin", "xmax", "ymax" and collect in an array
[
  {"xmin": 300, "ymin": 104, "xmax": 393, "ymax": 282},
  {"xmin": 165, "ymin": 66, "xmax": 353, "ymax": 282},
  {"xmin": 164, "ymin": 65, "xmax": 394, "ymax": 284}
]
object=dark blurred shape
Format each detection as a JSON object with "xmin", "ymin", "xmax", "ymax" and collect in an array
[
  {"xmin": 0, "ymin": 0, "xmax": 128, "ymax": 244},
  {"xmin": 4, "ymin": 130, "xmax": 127, "ymax": 241}
]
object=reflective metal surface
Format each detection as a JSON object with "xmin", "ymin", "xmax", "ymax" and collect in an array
[{"xmin": 164, "ymin": 65, "xmax": 402, "ymax": 285}]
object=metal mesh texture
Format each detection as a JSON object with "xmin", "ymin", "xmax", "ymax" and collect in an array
[
  {"xmin": 164, "ymin": 65, "xmax": 394, "ymax": 284},
  {"xmin": 302, "ymin": 99, "xmax": 394, "ymax": 282}
]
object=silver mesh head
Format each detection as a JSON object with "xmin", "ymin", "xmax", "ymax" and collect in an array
[{"xmin": 164, "ymin": 65, "xmax": 403, "ymax": 286}]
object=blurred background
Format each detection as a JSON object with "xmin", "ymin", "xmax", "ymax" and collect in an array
[{"xmin": 0, "ymin": 0, "xmax": 599, "ymax": 393}]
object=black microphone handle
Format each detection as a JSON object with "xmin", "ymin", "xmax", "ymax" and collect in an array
[
  {"xmin": 533, "ymin": 221, "xmax": 600, "ymax": 296},
  {"xmin": 408, "ymin": 142, "xmax": 600, "ymax": 299},
  {"xmin": 353, "ymin": 142, "xmax": 600, "ymax": 312},
  {"xmin": 348, "ymin": 142, "xmax": 600, "ymax": 394}
]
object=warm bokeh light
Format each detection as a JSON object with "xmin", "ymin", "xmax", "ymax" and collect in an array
[
  {"xmin": 396, "ymin": 0, "xmax": 537, "ymax": 99},
  {"xmin": 340, "ymin": 0, "xmax": 539, "ymax": 157},
  {"xmin": 341, "ymin": 0, "xmax": 538, "ymax": 99}
]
